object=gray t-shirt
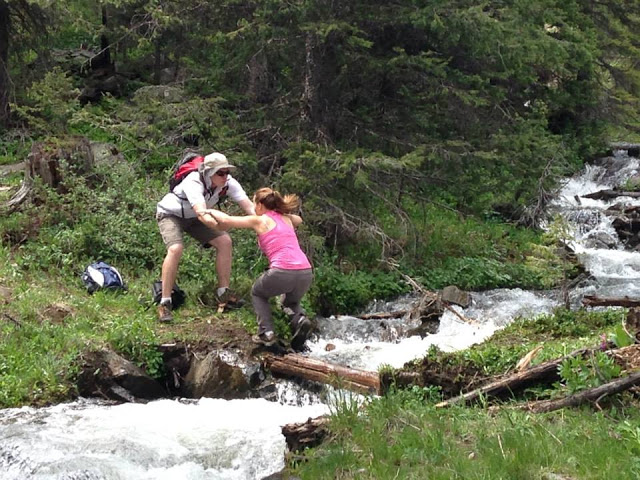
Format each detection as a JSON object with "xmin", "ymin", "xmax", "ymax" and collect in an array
[{"xmin": 156, "ymin": 171, "xmax": 249, "ymax": 218}]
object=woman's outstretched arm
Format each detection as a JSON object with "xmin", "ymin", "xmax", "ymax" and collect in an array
[{"xmin": 207, "ymin": 209, "xmax": 263, "ymax": 231}]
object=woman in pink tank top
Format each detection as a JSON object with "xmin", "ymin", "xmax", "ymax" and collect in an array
[{"xmin": 208, "ymin": 188, "xmax": 313, "ymax": 351}]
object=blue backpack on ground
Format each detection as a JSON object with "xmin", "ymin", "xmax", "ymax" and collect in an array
[{"xmin": 82, "ymin": 261, "xmax": 126, "ymax": 294}]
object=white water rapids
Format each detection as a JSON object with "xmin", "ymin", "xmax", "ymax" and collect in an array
[{"xmin": 1, "ymin": 150, "xmax": 639, "ymax": 480}]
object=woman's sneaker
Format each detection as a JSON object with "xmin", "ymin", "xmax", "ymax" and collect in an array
[
  {"xmin": 252, "ymin": 331, "xmax": 276, "ymax": 346},
  {"xmin": 291, "ymin": 316, "xmax": 312, "ymax": 351}
]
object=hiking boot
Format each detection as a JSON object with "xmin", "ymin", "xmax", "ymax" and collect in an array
[
  {"xmin": 157, "ymin": 302, "xmax": 173, "ymax": 323},
  {"xmin": 252, "ymin": 331, "xmax": 276, "ymax": 346},
  {"xmin": 291, "ymin": 316, "xmax": 312, "ymax": 351},
  {"xmin": 216, "ymin": 289, "xmax": 246, "ymax": 312}
]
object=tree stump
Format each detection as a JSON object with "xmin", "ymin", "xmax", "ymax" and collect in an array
[
  {"xmin": 27, "ymin": 136, "xmax": 94, "ymax": 191},
  {"xmin": 2, "ymin": 136, "xmax": 95, "ymax": 213}
]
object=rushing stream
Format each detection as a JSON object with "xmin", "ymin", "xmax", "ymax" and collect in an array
[{"xmin": 1, "ymin": 149, "xmax": 639, "ymax": 480}]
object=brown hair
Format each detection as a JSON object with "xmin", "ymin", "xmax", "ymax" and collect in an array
[{"xmin": 253, "ymin": 187, "xmax": 300, "ymax": 214}]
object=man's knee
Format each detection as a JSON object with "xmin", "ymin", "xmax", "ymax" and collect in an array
[
  {"xmin": 210, "ymin": 233, "xmax": 232, "ymax": 251},
  {"xmin": 167, "ymin": 243, "xmax": 184, "ymax": 257}
]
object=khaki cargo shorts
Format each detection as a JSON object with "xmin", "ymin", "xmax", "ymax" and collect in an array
[{"xmin": 157, "ymin": 213, "xmax": 228, "ymax": 248}]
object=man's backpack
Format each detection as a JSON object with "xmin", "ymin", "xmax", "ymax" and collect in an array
[
  {"xmin": 168, "ymin": 152, "xmax": 229, "ymax": 205},
  {"xmin": 151, "ymin": 280, "xmax": 186, "ymax": 309},
  {"xmin": 82, "ymin": 261, "xmax": 126, "ymax": 294},
  {"xmin": 168, "ymin": 152, "xmax": 205, "ymax": 192}
]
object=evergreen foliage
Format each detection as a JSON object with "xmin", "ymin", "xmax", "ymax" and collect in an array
[{"xmin": 1, "ymin": 0, "xmax": 639, "ymax": 316}]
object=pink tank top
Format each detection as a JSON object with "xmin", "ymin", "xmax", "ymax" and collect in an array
[{"xmin": 257, "ymin": 211, "xmax": 312, "ymax": 270}]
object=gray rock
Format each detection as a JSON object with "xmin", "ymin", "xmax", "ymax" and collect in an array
[
  {"xmin": 132, "ymin": 85, "xmax": 185, "ymax": 104},
  {"xmin": 441, "ymin": 285, "xmax": 471, "ymax": 308},
  {"xmin": 182, "ymin": 351, "xmax": 254, "ymax": 399},
  {"xmin": 77, "ymin": 349, "xmax": 166, "ymax": 402},
  {"xmin": 90, "ymin": 142, "xmax": 125, "ymax": 166}
]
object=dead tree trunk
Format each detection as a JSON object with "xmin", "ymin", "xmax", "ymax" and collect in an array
[
  {"xmin": 299, "ymin": 31, "xmax": 339, "ymax": 142},
  {"xmin": 27, "ymin": 136, "xmax": 94, "ymax": 190},
  {"xmin": 0, "ymin": 0, "xmax": 10, "ymax": 129},
  {"xmin": 582, "ymin": 189, "xmax": 640, "ymax": 200},
  {"xmin": 2, "ymin": 137, "xmax": 95, "ymax": 213},
  {"xmin": 582, "ymin": 295, "xmax": 640, "ymax": 308},
  {"xmin": 435, "ymin": 347, "xmax": 592, "ymax": 408},
  {"xmin": 264, "ymin": 353, "xmax": 380, "ymax": 395},
  {"xmin": 522, "ymin": 371, "xmax": 640, "ymax": 413}
]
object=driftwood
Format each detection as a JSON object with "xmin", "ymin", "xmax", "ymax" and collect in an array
[
  {"xmin": 282, "ymin": 415, "xmax": 329, "ymax": 452},
  {"xmin": 356, "ymin": 287, "xmax": 476, "ymax": 325},
  {"xmin": 264, "ymin": 353, "xmax": 381, "ymax": 395},
  {"xmin": 582, "ymin": 295, "xmax": 640, "ymax": 308},
  {"xmin": 582, "ymin": 189, "xmax": 640, "ymax": 200},
  {"xmin": 435, "ymin": 347, "xmax": 592, "ymax": 408},
  {"xmin": 521, "ymin": 370, "xmax": 640, "ymax": 413}
]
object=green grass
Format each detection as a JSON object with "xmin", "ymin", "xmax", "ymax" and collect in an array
[
  {"xmin": 453, "ymin": 308, "xmax": 627, "ymax": 376},
  {"xmin": 0, "ymin": 265, "xmax": 162, "ymax": 407},
  {"xmin": 292, "ymin": 390, "xmax": 640, "ymax": 479}
]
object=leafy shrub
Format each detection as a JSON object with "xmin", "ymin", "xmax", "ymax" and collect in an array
[
  {"xmin": 558, "ymin": 352, "xmax": 621, "ymax": 394},
  {"xmin": 521, "ymin": 308, "xmax": 624, "ymax": 339},
  {"xmin": 310, "ymin": 260, "xmax": 409, "ymax": 315},
  {"xmin": 2, "ymin": 161, "xmax": 165, "ymax": 275}
]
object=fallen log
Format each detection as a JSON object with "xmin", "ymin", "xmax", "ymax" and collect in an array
[
  {"xmin": 435, "ymin": 347, "xmax": 592, "ymax": 408},
  {"xmin": 358, "ymin": 310, "xmax": 409, "ymax": 320},
  {"xmin": 582, "ymin": 189, "xmax": 640, "ymax": 200},
  {"xmin": 607, "ymin": 204, "xmax": 640, "ymax": 214},
  {"xmin": 2, "ymin": 174, "xmax": 32, "ymax": 214},
  {"xmin": 582, "ymin": 295, "xmax": 640, "ymax": 308},
  {"xmin": 521, "ymin": 370, "xmax": 640, "ymax": 413},
  {"xmin": 264, "ymin": 353, "xmax": 381, "ymax": 395},
  {"xmin": 282, "ymin": 415, "xmax": 329, "ymax": 452}
]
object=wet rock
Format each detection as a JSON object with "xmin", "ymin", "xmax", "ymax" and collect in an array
[
  {"xmin": 246, "ymin": 362, "xmax": 265, "ymax": 388},
  {"xmin": 612, "ymin": 214, "xmax": 640, "ymax": 248},
  {"xmin": 77, "ymin": 349, "xmax": 166, "ymax": 402},
  {"xmin": 256, "ymin": 382, "xmax": 278, "ymax": 401},
  {"xmin": 407, "ymin": 319, "xmax": 439, "ymax": 338},
  {"xmin": 583, "ymin": 231, "xmax": 618, "ymax": 249},
  {"xmin": 181, "ymin": 351, "xmax": 257, "ymax": 399},
  {"xmin": 440, "ymin": 285, "xmax": 471, "ymax": 308}
]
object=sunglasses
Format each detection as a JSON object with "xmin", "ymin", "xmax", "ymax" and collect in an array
[{"xmin": 215, "ymin": 170, "xmax": 230, "ymax": 177}]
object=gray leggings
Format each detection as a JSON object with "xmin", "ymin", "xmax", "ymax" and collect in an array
[{"xmin": 252, "ymin": 268, "xmax": 313, "ymax": 334}]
